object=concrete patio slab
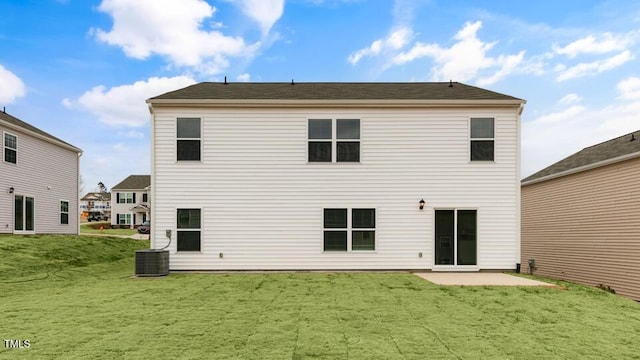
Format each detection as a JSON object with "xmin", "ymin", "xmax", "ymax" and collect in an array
[{"xmin": 414, "ymin": 272, "xmax": 557, "ymax": 287}]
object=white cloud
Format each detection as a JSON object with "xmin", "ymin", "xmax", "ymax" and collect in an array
[
  {"xmin": 236, "ymin": 73, "xmax": 251, "ymax": 82},
  {"xmin": 348, "ymin": 27, "xmax": 412, "ymax": 65},
  {"xmin": 93, "ymin": 0, "xmax": 260, "ymax": 74},
  {"xmin": 553, "ymin": 32, "xmax": 636, "ymax": 58},
  {"xmin": 476, "ymin": 51, "xmax": 526, "ymax": 86},
  {"xmin": 392, "ymin": 21, "xmax": 524, "ymax": 84},
  {"xmin": 235, "ymin": 0, "xmax": 284, "ymax": 35},
  {"xmin": 71, "ymin": 76, "xmax": 196, "ymax": 127},
  {"xmin": 522, "ymin": 77, "xmax": 640, "ymax": 178},
  {"xmin": 617, "ymin": 76, "xmax": 640, "ymax": 100},
  {"xmin": 559, "ymin": 93, "xmax": 582, "ymax": 105},
  {"xmin": 556, "ymin": 50, "xmax": 634, "ymax": 81},
  {"xmin": 117, "ymin": 130, "xmax": 145, "ymax": 139},
  {"xmin": 0, "ymin": 65, "xmax": 26, "ymax": 104}
]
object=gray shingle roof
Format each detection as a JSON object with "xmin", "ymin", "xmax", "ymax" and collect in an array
[
  {"xmin": 0, "ymin": 110, "xmax": 81, "ymax": 152},
  {"xmin": 111, "ymin": 175, "xmax": 150, "ymax": 190},
  {"xmin": 523, "ymin": 130, "xmax": 640, "ymax": 183},
  {"xmin": 149, "ymin": 82, "xmax": 524, "ymax": 102}
]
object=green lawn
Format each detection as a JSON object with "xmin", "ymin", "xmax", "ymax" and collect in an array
[
  {"xmin": 80, "ymin": 222, "xmax": 137, "ymax": 236},
  {"xmin": 1, "ymin": 235, "xmax": 639, "ymax": 359}
]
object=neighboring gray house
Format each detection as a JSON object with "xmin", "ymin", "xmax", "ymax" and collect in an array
[
  {"xmin": 522, "ymin": 130, "xmax": 640, "ymax": 300},
  {"xmin": 111, "ymin": 175, "xmax": 150, "ymax": 227},
  {"xmin": 0, "ymin": 110, "xmax": 82, "ymax": 234},
  {"xmin": 147, "ymin": 82, "xmax": 525, "ymax": 271}
]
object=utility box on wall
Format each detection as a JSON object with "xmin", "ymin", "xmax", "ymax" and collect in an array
[{"xmin": 135, "ymin": 249, "xmax": 169, "ymax": 277}]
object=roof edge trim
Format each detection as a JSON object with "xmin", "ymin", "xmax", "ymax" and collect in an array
[
  {"xmin": 522, "ymin": 150, "xmax": 640, "ymax": 186},
  {"xmin": 0, "ymin": 118, "xmax": 83, "ymax": 154},
  {"xmin": 146, "ymin": 98, "xmax": 526, "ymax": 108}
]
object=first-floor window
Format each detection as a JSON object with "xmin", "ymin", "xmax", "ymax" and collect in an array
[
  {"xmin": 323, "ymin": 208, "xmax": 375, "ymax": 251},
  {"xmin": 177, "ymin": 208, "xmax": 201, "ymax": 252},
  {"xmin": 60, "ymin": 200, "xmax": 69, "ymax": 225},
  {"xmin": 118, "ymin": 213, "xmax": 131, "ymax": 225}
]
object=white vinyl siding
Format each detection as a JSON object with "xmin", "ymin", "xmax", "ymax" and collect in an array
[{"xmin": 151, "ymin": 107, "xmax": 520, "ymax": 270}]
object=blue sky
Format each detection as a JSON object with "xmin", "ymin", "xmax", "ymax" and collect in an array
[{"xmin": 2, "ymin": 0, "xmax": 640, "ymax": 192}]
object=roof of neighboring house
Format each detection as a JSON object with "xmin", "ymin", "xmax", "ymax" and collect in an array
[
  {"xmin": 523, "ymin": 130, "xmax": 640, "ymax": 185},
  {"xmin": 81, "ymin": 192, "xmax": 111, "ymax": 201},
  {"xmin": 0, "ymin": 110, "xmax": 82, "ymax": 153},
  {"xmin": 111, "ymin": 175, "xmax": 151, "ymax": 190},
  {"xmin": 148, "ymin": 82, "xmax": 524, "ymax": 102}
]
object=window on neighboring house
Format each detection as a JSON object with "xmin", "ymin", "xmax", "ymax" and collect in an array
[
  {"xmin": 118, "ymin": 213, "xmax": 131, "ymax": 225},
  {"xmin": 177, "ymin": 117, "xmax": 201, "ymax": 161},
  {"xmin": 308, "ymin": 119, "xmax": 360, "ymax": 163},
  {"xmin": 470, "ymin": 118, "xmax": 494, "ymax": 161},
  {"xmin": 4, "ymin": 132, "xmax": 17, "ymax": 164},
  {"xmin": 323, "ymin": 208, "xmax": 375, "ymax": 251},
  {"xmin": 142, "ymin": 193, "xmax": 148, "ymax": 203},
  {"xmin": 117, "ymin": 192, "xmax": 134, "ymax": 204},
  {"xmin": 60, "ymin": 200, "xmax": 69, "ymax": 225},
  {"xmin": 177, "ymin": 208, "xmax": 201, "ymax": 252}
]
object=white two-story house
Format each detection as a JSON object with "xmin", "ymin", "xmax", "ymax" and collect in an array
[
  {"xmin": 1, "ymin": 110, "xmax": 82, "ymax": 234},
  {"xmin": 110, "ymin": 175, "xmax": 150, "ymax": 228},
  {"xmin": 146, "ymin": 82, "xmax": 525, "ymax": 271}
]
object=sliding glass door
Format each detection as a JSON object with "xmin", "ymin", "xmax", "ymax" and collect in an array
[
  {"xmin": 15, "ymin": 195, "xmax": 35, "ymax": 232},
  {"xmin": 435, "ymin": 209, "xmax": 477, "ymax": 266}
]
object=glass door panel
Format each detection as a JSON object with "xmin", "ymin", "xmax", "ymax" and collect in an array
[
  {"xmin": 435, "ymin": 210, "xmax": 454, "ymax": 265},
  {"xmin": 457, "ymin": 210, "xmax": 477, "ymax": 265}
]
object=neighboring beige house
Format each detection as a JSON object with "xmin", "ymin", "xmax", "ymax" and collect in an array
[
  {"xmin": 521, "ymin": 130, "xmax": 640, "ymax": 300},
  {"xmin": 147, "ymin": 81, "xmax": 525, "ymax": 271},
  {"xmin": 111, "ymin": 175, "xmax": 150, "ymax": 227},
  {"xmin": 80, "ymin": 192, "xmax": 111, "ymax": 219},
  {"xmin": 0, "ymin": 110, "xmax": 82, "ymax": 234}
]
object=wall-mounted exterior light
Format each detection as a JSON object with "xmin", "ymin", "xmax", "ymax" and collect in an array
[
  {"xmin": 419, "ymin": 199, "xmax": 425, "ymax": 210},
  {"xmin": 9, "ymin": 186, "xmax": 14, "ymax": 194}
]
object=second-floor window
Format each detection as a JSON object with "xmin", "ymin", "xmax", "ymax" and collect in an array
[
  {"xmin": 142, "ymin": 193, "xmax": 148, "ymax": 203},
  {"xmin": 4, "ymin": 132, "xmax": 17, "ymax": 164},
  {"xmin": 308, "ymin": 119, "xmax": 360, "ymax": 163},
  {"xmin": 117, "ymin": 192, "xmax": 135, "ymax": 204},
  {"xmin": 470, "ymin": 118, "xmax": 495, "ymax": 161},
  {"xmin": 177, "ymin": 117, "xmax": 201, "ymax": 161}
]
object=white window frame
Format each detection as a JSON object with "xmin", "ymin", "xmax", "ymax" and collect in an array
[
  {"xmin": 60, "ymin": 200, "xmax": 70, "ymax": 225},
  {"xmin": 307, "ymin": 118, "xmax": 361, "ymax": 164},
  {"xmin": 176, "ymin": 117, "xmax": 202, "ymax": 162},
  {"xmin": 176, "ymin": 208, "xmax": 202, "ymax": 253},
  {"xmin": 118, "ymin": 213, "xmax": 132, "ymax": 225},
  {"xmin": 4, "ymin": 131, "xmax": 17, "ymax": 164},
  {"xmin": 469, "ymin": 117, "xmax": 495, "ymax": 162},
  {"xmin": 117, "ymin": 192, "xmax": 134, "ymax": 204},
  {"xmin": 322, "ymin": 208, "xmax": 376, "ymax": 252}
]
